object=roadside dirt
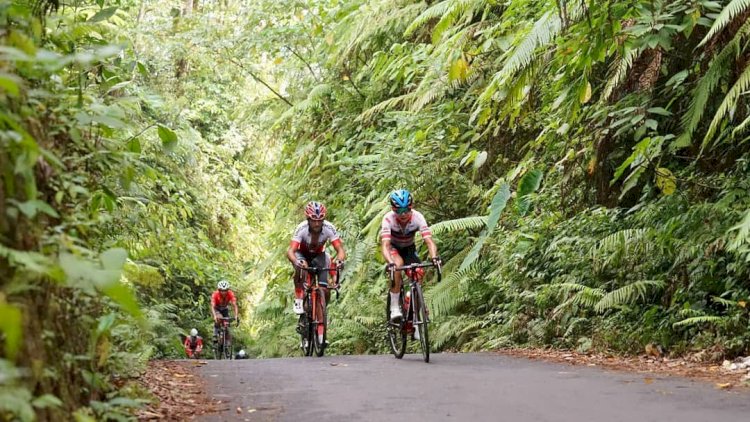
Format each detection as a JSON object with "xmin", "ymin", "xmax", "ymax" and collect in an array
[
  {"xmin": 495, "ymin": 347, "xmax": 750, "ymax": 389},
  {"xmin": 136, "ymin": 360, "xmax": 221, "ymax": 421}
]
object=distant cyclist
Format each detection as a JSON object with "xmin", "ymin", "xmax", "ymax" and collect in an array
[
  {"xmin": 184, "ymin": 328, "xmax": 203, "ymax": 358},
  {"xmin": 210, "ymin": 280, "xmax": 239, "ymax": 345},
  {"xmin": 287, "ymin": 201, "xmax": 346, "ymax": 314},
  {"xmin": 380, "ymin": 189, "xmax": 441, "ymax": 321}
]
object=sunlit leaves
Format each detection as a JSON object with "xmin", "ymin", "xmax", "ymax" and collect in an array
[
  {"xmin": 157, "ymin": 125, "xmax": 178, "ymax": 150},
  {"xmin": 0, "ymin": 302, "xmax": 22, "ymax": 360}
]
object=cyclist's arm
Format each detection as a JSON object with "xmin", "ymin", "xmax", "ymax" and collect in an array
[
  {"xmin": 209, "ymin": 299, "xmax": 215, "ymax": 321},
  {"xmin": 381, "ymin": 238, "xmax": 394, "ymax": 265},
  {"xmin": 416, "ymin": 212, "xmax": 437, "ymax": 259},
  {"xmin": 229, "ymin": 291, "xmax": 239, "ymax": 320},
  {"xmin": 332, "ymin": 239, "xmax": 346, "ymax": 262},
  {"xmin": 380, "ymin": 215, "xmax": 394, "ymax": 265},
  {"xmin": 287, "ymin": 242, "xmax": 300, "ymax": 264}
]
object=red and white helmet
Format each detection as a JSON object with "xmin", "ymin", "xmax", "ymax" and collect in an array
[{"xmin": 304, "ymin": 201, "xmax": 327, "ymax": 220}]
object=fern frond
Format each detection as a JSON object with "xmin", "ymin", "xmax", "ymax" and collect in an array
[
  {"xmin": 673, "ymin": 315, "xmax": 725, "ymax": 327},
  {"xmin": 728, "ymin": 209, "xmax": 750, "ymax": 251},
  {"xmin": 601, "ymin": 47, "xmax": 641, "ymax": 101},
  {"xmin": 404, "ymin": 0, "xmax": 488, "ymax": 38},
  {"xmin": 594, "ymin": 280, "xmax": 665, "ymax": 312},
  {"xmin": 678, "ymin": 20, "xmax": 750, "ymax": 147},
  {"xmin": 356, "ymin": 94, "xmax": 409, "ymax": 121},
  {"xmin": 410, "ymin": 84, "xmax": 446, "ymax": 111},
  {"xmin": 428, "ymin": 262, "xmax": 480, "ymax": 316},
  {"xmin": 553, "ymin": 282, "xmax": 605, "ymax": 308},
  {"xmin": 431, "ymin": 216, "xmax": 488, "ymax": 235},
  {"xmin": 698, "ymin": 0, "xmax": 750, "ymax": 47},
  {"xmin": 591, "ymin": 228, "xmax": 651, "ymax": 271},
  {"xmin": 711, "ymin": 296, "xmax": 738, "ymax": 308},
  {"xmin": 702, "ymin": 62, "xmax": 750, "ymax": 149}
]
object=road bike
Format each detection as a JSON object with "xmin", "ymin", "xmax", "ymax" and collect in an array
[
  {"xmin": 214, "ymin": 317, "xmax": 235, "ymax": 360},
  {"xmin": 296, "ymin": 265, "xmax": 341, "ymax": 357},
  {"xmin": 386, "ymin": 261, "xmax": 441, "ymax": 363}
]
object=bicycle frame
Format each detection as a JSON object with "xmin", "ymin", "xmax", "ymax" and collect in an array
[
  {"xmin": 386, "ymin": 261, "xmax": 441, "ymax": 362},
  {"xmin": 215, "ymin": 317, "xmax": 235, "ymax": 360},
  {"xmin": 298, "ymin": 265, "xmax": 341, "ymax": 357}
]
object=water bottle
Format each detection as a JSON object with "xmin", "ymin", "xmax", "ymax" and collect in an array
[{"xmin": 403, "ymin": 290, "xmax": 411, "ymax": 312}]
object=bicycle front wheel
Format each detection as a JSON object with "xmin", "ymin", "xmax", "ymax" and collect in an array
[
  {"xmin": 414, "ymin": 283, "xmax": 430, "ymax": 363},
  {"xmin": 215, "ymin": 331, "xmax": 224, "ymax": 360},
  {"xmin": 386, "ymin": 291, "xmax": 406, "ymax": 359},
  {"xmin": 224, "ymin": 331, "xmax": 233, "ymax": 360},
  {"xmin": 303, "ymin": 296, "xmax": 314, "ymax": 356},
  {"xmin": 313, "ymin": 292, "xmax": 327, "ymax": 357}
]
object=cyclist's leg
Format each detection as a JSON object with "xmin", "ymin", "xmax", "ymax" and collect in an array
[
  {"xmin": 389, "ymin": 247, "xmax": 406, "ymax": 292},
  {"xmin": 400, "ymin": 244, "xmax": 420, "ymax": 265},
  {"xmin": 400, "ymin": 245, "xmax": 423, "ymax": 280},
  {"xmin": 212, "ymin": 307, "xmax": 222, "ymax": 342},
  {"xmin": 220, "ymin": 308, "xmax": 230, "ymax": 342},
  {"xmin": 388, "ymin": 248, "xmax": 405, "ymax": 321},
  {"xmin": 293, "ymin": 252, "xmax": 308, "ymax": 313},
  {"xmin": 311, "ymin": 253, "xmax": 330, "ymax": 302}
]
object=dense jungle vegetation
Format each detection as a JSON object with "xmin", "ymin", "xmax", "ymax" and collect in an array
[{"xmin": 2, "ymin": 0, "xmax": 750, "ymax": 419}]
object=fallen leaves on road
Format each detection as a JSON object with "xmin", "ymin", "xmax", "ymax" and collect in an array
[
  {"xmin": 136, "ymin": 360, "xmax": 221, "ymax": 421},
  {"xmin": 495, "ymin": 347, "xmax": 749, "ymax": 390}
]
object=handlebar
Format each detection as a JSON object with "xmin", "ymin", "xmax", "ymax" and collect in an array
[
  {"xmin": 388, "ymin": 261, "xmax": 442, "ymax": 283},
  {"xmin": 296, "ymin": 265, "xmax": 344, "ymax": 297}
]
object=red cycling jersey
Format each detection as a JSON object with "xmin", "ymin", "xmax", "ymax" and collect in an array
[{"xmin": 211, "ymin": 290, "xmax": 237, "ymax": 308}]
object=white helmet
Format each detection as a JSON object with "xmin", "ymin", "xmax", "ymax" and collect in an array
[
  {"xmin": 238, "ymin": 349, "xmax": 246, "ymax": 357},
  {"xmin": 217, "ymin": 280, "xmax": 230, "ymax": 290},
  {"xmin": 190, "ymin": 328, "xmax": 198, "ymax": 337}
]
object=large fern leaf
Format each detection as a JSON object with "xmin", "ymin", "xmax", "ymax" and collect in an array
[
  {"xmin": 702, "ymin": 62, "xmax": 750, "ymax": 149},
  {"xmin": 698, "ymin": 0, "xmax": 750, "ymax": 47},
  {"xmin": 594, "ymin": 280, "xmax": 665, "ymax": 313},
  {"xmin": 601, "ymin": 47, "xmax": 641, "ymax": 101},
  {"xmin": 431, "ymin": 216, "xmax": 488, "ymax": 235},
  {"xmin": 677, "ymin": 19, "xmax": 750, "ymax": 148},
  {"xmin": 673, "ymin": 315, "xmax": 726, "ymax": 327}
]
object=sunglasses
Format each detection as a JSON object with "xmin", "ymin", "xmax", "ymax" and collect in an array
[{"xmin": 394, "ymin": 207, "xmax": 411, "ymax": 215}]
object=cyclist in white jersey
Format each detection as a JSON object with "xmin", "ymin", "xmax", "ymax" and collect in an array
[
  {"xmin": 286, "ymin": 201, "xmax": 346, "ymax": 314},
  {"xmin": 380, "ymin": 189, "xmax": 441, "ymax": 322}
]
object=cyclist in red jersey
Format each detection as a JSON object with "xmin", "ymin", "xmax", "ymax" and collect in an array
[
  {"xmin": 286, "ymin": 201, "xmax": 346, "ymax": 314},
  {"xmin": 210, "ymin": 280, "xmax": 239, "ymax": 344},
  {"xmin": 184, "ymin": 328, "xmax": 203, "ymax": 358},
  {"xmin": 381, "ymin": 189, "xmax": 441, "ymax": 322}
]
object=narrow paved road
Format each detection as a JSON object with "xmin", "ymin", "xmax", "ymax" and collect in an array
[{"xmin": 198, "ymin": 352, "xmax": 749, "ymax": 422}]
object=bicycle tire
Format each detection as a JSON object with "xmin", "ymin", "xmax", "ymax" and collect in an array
[
  {"xmin": 386, "ymin": 291, "xmax": 406, "ymax": 359},
  {"xmin": 313, "ymin": 291, "xmax": 327, "ymax": 357},
  {"xmin": 215, "ymin": 330, "xmax": 224, "ymax": 360},
  {"xmin": 224, "ymin": 329, "xmax": 233, "ymax": 360},
  {"xmin": 414, "ymin": 283, "xmax": 430, "ymax": 363},
  {"xmin": 303, "ymin": 296, "xmax": 314, "ymax": 356}
]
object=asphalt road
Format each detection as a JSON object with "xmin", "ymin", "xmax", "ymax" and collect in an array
[{"xmin": 197, "ymin": 352, "xmax": 750, "ymax": 422}]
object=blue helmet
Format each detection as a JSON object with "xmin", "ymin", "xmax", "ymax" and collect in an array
[{"xmin": 389, "ymin": 189, "xmax": 413, "ymax": 209}]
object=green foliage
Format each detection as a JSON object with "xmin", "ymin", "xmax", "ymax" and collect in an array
[{"xmin": 6, "ymin": 2, "xmax": 750, "ymax": 418}]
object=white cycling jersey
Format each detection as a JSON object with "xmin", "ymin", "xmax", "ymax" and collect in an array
[
  {"xmin": 290, "ymin": 220, "xmax": 341, "ymax": 254},
  {"xmin": 380, "ymin": 210, "xmax": 432, "ymax": 248}
]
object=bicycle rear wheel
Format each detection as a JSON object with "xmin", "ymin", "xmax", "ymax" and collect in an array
[
  {"xmin": 414, "ymin": 283, "xmax": 430, "ymax": 363},
  {"xmin": 386, "ymin": 291, "xmax": 406, "ymax": 359},
  {"xmin": 313, "ymin": 292, "xmax": 327, "ymax": 357}
]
